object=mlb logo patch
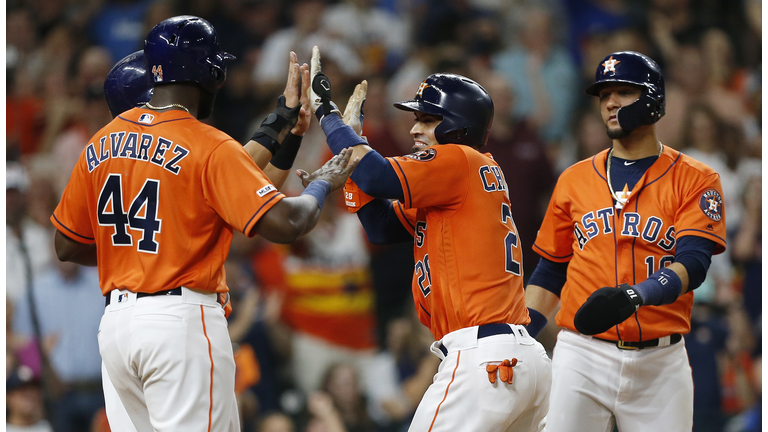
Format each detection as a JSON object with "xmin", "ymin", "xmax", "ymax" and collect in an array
[
  {"xmin": 118, "ymin": 293, "xmax": 129, "ymax": 303},
  {"xmin": 257, "ymin": 184, "xmax": 276, "ymax": 197},
  {"xmin": 138, "ymin": 113, "xmax": 155, "ymax": 124}
]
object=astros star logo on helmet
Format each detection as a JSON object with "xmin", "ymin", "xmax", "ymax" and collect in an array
[
  {"xmin": 602, "ymin": 56, "xmax": 621, "ymax": 75},
  {"xmin": 416, "ymin": 81, "xmax": 430, "ymax": 97}
]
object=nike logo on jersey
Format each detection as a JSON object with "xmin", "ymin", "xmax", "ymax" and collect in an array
[
  {"xmin": 624, "ymin": 161, "xmax": 636, "ymax": 166},
  {"xmin": 573, "ymin": 207, "xmax": 676, "ymax": 252}
]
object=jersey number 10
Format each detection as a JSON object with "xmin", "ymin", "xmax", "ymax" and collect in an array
[{"xmin": 97, "ymin": 174, "xmax": 162, "ymax": 254}]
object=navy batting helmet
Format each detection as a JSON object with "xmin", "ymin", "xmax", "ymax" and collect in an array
[
  {"xmin": 394, "ymin": 73, "xmax": 494, "ymax": 147},
  {"xmin": 103, "ymin": 51, "xmax": 153, "ymax": 118},
  {"xmin": 585, "ymin": 51, "xmax": 665, "ymax": 132},
  {"xmin": 144, "ymin": 15, "xmax": 235, "ymax": 94}
]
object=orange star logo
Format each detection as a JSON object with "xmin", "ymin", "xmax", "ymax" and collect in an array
[
  {"xmin": 602, "ymin": 56, "xmax": 621, "ymax": 75},
  {"xmin": 416, "ymin": 81, "xmax": 430, "ymax": 97}
]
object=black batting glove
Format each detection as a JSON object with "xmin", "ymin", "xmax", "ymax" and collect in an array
[
  {"xmin": 573, "ymin": 284, "xmax": 644, "ymax": 335},
  {"xmin": 309, "ymin": 46, "xmax": 340, "ymax": 122}
]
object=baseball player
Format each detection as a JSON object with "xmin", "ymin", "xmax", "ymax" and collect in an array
[
  {"xmin": 103, "ymin": 48, "xmax": 313, "ymax": 189},
  {"xmin": 306, "ymin": 46, "xmax": 552, "ymax": 431},
  {"xmin": 524, "ymin": 51, "xmax": 727, "ymax": 432},
  {"xmin": 51, "ymin": 16, "xmax": 357, "ymax": 431}
]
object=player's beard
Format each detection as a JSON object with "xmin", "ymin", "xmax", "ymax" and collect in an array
[{"xmin": 606, "ymin": 125, "xmax": 631, "ymax": 140}]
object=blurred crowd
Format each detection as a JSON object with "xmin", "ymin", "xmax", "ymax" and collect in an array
[{"xmin": 5, "ymin": 0, "xmax": 761, "ymax": 431}]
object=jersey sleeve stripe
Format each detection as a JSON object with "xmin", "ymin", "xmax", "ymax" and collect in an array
[
  {"xmin": 243, "ymin": 193, "xmax": 284, "ymax": 235},
  {"xmin": 390, "ymin": 158, "xmax": 413, "ymax": 208},
  {"xmin": 532, "ymin": 243, "xmax": 573, "ymax": 260},
  {"xmin": 51, "ymin": 214, "xmax": 95, "ymax": 241},
  {"xmin": 394, "ymin": 202, "xmax": 416, "ymax": 232},
  {"xmin": 676, "ymin": 229, "xmax": 726, "ymax": 244}
]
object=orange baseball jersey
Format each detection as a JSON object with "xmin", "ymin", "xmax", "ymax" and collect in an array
[
  {"xmin": 534, "ymin": 146, "xmax": 726, "ymax": 341},
  {"xmin": 51, "ymin": 108, "xmax": 285, "ymax": 295},
  {"xmin": 386, "ymin": 144, "xmax": 529, "ymax": 341}
]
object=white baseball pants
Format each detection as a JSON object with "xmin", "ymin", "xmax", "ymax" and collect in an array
[
  {"xmin": 546, "ymin": 330, "xmax": 693, "ymax": 432},
  {"xmin": 408, "ymin": 324, "xmax": 551, "ymax": 432},
  {"xmin": 99, "ymin": 288, "xmax": 239, "ymax": 432}
]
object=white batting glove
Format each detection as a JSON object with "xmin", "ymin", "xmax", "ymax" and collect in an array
[{"xmin": 309, "ymin": 46, "xmax": 340, "ymax": 123}]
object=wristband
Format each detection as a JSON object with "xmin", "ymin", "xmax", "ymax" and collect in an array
[
  {"xmin": 525, "ymin": 308, "xmax": 548, "ymax": 338},
  {"xmin": 300, "ymin": 180, "xmax": 332, "ymax": 210},
  {"xmin": 250, "ymin": 95, "xmax": 302, "ymax": 155},
  {"xmin": 632, "ymin": 267, "xmax": 682, "ymax": 306},
  {"xmin": 269, "ymin": 133, "xmax": 303, "ymax": 170}
]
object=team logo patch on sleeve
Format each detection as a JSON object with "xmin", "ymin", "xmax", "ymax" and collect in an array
[
  {"xmin": 404, "ymin": 148, "xmax": 437, "ymax": 162},
  {"xmin": 257, "ymin": 184, "xmax": 276, "ymax": 197},
  {"xmin": 699, "ymin": 189, "xmax": 723, "ymax": 221}
]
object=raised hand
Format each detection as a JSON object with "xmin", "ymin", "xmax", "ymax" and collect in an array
[
  {"xmin": 296, "ymin": 148, "xmax": 359, "ymax": 191},
  {"xmin": 308, "ymin": 46, "xmax": 340, "ymax": 121},
  {"xmin": 283, "ymin": 51, "xmax": 311, "ymax": 136},
  {"xmin": 342, "ymin": 80, "xmax": 368, "ymax": 136}
]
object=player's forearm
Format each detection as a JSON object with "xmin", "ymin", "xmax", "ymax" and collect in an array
[
  {"xmin": 525, "ymin": 285, "xmax": 560, "ymax": 319},
  {"xmin": 54, "ymin": 230, "xmax": 98, "ymax": 266},
  {"xmin": 262, "ymin": 164, "xmax": 290, "ymax": 190},
  {"xmin": 244, "ymin": 140, "xmax": 274, "ymax": 169}
]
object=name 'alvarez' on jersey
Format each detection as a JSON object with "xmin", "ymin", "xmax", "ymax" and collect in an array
[
  {"xmin": 389, "ymin": 144, "xmax": 528, "ymax": 341},
  {"xmin": 534, "ymin": 146, "xmax": 726, "ymax": 341},
  {"xmin": 51, "ymin": 108, "xmax": 285, "ymax": 296}
]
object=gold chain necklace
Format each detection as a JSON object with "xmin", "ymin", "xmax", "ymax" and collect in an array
[
  {"xmin": 144, "ymin": 102, "xmax": 190, "ymax": 113},
  {"xmin": 606, "ymin": 142, "xmax": 663, "ymax": 208}
]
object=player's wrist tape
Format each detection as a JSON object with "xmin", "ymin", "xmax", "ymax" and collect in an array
[
  {"xmin": 632, "ymin": 267, "xmax": 682, "ymax": 306},
  {"xmin": 269, "ymin": 133, "xmax": 303, "ymax": 170},
  {"xmin": 321, "ymin": 114, "xmax": 367, "ymax": 155},
  {"xmin": 250, "ymin": 95, "xmax": 302, "ymax": 155},
  {"xmin": 525, "ymin": 308, "xmax": 548, "ymax": 338},
  {"xmin": 301, "ymin": 179, "xmax": 332, "ymax": 209}
]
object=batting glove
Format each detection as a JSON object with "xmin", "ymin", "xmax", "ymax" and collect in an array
[
  {"xmin": 573, "ymin": 284, "xmax": 643, "ymax": 335},
  {"xmin": 309, "ymin": 46, "xmax": 340, "ymax": 123}
]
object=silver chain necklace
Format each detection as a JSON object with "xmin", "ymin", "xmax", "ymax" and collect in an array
[
  {"xmin": 606, "ymin": 142, "xmax": 663, "ymax": 208},
  {"xmin": 144, "ymin": 102, "xmax": 190, "ymax": 113}
]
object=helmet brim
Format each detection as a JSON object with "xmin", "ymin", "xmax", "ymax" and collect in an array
[
  {"xmin": 393, "ymin": 99, "xmax": 444, "ymax": 116},
  {"xmin": 585, "ymin": 79, "xmax": 646, "ymax": 96}
]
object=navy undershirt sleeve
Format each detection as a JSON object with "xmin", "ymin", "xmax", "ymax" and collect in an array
[
  {"xmin": 527, "ymin": 257, "xmax": 569, "ymax": 298},
  {"xmin": 674, "ymin": 236, "xmax": 717, "ymax": 291},
  {"xmin": 356, "ymin": 198, "xmax": 413, "ymax": 245},
  {"xmin": 350, "ymin": 151, "xmax": 405, "ymax": 202},
  {"xmin": 321, "ymin": 114, "xmax": 367, "ymax": 155}
]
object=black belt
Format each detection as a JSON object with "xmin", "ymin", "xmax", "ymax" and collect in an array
[
  {"xmin": 439, "ymin": 324, "xmax": 521, "ymax": 357},
  {"xmin": 105, "ymin": 287, "xmax": 182, "ymax": 307},
  {"xmin": 594, "ymin": 333, "xmax": 682, "ymax": 350}
]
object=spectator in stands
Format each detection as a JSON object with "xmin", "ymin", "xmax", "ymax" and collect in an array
[
  {"xmin": 492, "ymin": 5, "xmax": 579, "ymax": 144},
  {"xmin": 12, "ymin": 260, "xmax": 105, "ymax": 432},
  {"xmin": 6, "ymin": 365, "xmax": 53, "ymax": 432}
]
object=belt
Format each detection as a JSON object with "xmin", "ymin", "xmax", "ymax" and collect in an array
[
  {"xmin": 439, "ymin": 323, "xmax": 520, "ymax": 357},
  {"xmin": 594, "ymin": 333, "xmax": 682, "ymax": 350},
  {"xmin": 105, "ymin": 287, "xmax": 182, "ymax": 307}
]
